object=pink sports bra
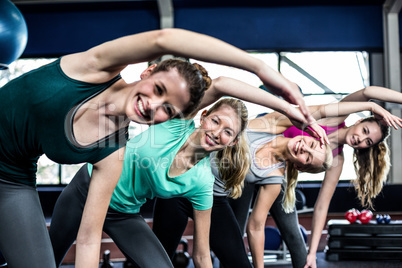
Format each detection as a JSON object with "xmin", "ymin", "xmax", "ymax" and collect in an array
[{"xmin": 282, "ymin": 122, "xmax": 346, "ymax": 157}]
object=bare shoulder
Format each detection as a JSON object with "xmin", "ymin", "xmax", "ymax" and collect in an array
[{"xmin": 60, "ymin": 52, "xmax": 114, "ymax": 83}]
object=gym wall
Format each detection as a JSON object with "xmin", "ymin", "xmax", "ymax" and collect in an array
[{"xmin": 16, "ymin": 2, "xmax": 399, "ymax": 57}]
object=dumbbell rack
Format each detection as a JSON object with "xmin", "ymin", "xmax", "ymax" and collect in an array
[{"xmin": 325, "ymin": 219, "xmax": 402, "ymax": 261}]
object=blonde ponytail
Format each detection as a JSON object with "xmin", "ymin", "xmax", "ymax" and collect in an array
[{"xmin": 282, "ymin": 164, "xmax": 298, "ymax": 213}]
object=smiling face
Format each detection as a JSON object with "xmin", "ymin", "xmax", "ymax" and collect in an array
[
  {"xmin": 198, "ymin": 105, "xmax": 241, "ymax": 152},
  {"xmin": 287, "ymin": 135, "xmax": 327, "ymax": 171},
  {"xmin": 345, "ymin": 120, "xmax": 383, "ymax": 149},
  {"xmin": 126, "ymin": 67, "xmax": 191, "ymax": 125}
]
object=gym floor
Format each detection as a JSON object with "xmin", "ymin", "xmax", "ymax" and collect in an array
[
  {"xmin": 59, "ymin": 252, "xmax": 402, "ymax": 268},
  {"xmin": 58, "ymin": 215, "xmax": 402, "ymax": 267},
  {"xmin": 266, "ymin": 252, "xmax": 402, "ymax": 268}
]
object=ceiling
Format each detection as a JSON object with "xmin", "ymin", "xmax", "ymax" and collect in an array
[
  {"xmin": 9, "ymin": 0, "xmax": 394, "ymax": 57},
  {"xmin": 11, "ymin": 0, "xmax": 387, "ymax": 7}
]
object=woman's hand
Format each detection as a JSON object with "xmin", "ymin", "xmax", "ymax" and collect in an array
[
  {"xmin": 371, "ymin": 102, "xmax": 402, "ymax": 129},
  {"xmin": 285, "ymin": 104, "xmax": 329, "ymax": 146},
  {"xmin": 256, "ymin": 66, "xmax": 329, "ymax": 145},
  {"xmin": 256, "ymin": 65, "xmax": 311, "ymax": 123},
  {"xmin": 304, "ymin": 253, "xmax": 317, "ymax": 268}
]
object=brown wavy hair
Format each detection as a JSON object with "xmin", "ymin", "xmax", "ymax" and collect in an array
[
  {"xmin": 152, "ymin": 59, "xmax": 212, "ymax": 117},
  {"xmin": 352, "ymin": 117, "xmax": 391, "ymax": 209}
]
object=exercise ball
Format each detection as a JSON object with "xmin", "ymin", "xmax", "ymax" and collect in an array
[
  {"xmin": 295, "ymin": 189, "xmax": 306, "ymax": 210},
  {"xmin": 299, "ymin": 224, "xmax": 308, "ymax": 244},
  {"xmin": 0, "ymin": 0, "xmax": 28, "ymax": 70},
  {"xmin": 0, "ymin": 250, "xmax": 6, "ymax": 267},
  {"xmin": 264, "ymin": 226, "xmax": 282, "ymax": 250}
]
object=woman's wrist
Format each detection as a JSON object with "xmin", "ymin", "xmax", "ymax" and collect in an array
[
  {"xmin": 307, "ymin": 247, "xmax": 317, "ymax": 255},
  {"xmin": 249, "ymin": 57, "xmax": 266, "ymax": 77}
]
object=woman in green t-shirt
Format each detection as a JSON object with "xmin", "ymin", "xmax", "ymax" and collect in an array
[
  {"xmin": 50, "ymin": 72, "xmax": 327, "ymax": 268},
  {"xmin": 51, "ymin": 97, "xmax": 249, "ymax": 268},
  {"xmin": 0, "ymin": 28, "xmax": 328, "ymax": 268}
]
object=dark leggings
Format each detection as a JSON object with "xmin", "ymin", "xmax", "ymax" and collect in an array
[
  {"xmin": 49, "ymin": 164, "xmax": 173, "ymax": 268},
  {"xmin": 0, "ymin": 178, "xmax": 56, "ymax": 268},
  {"xmin": 230, "ymin": 182, "xmax": 307, "ymax": 268},
  {"xmin": 153, "ymin": 196, "xmax": 252, "ymax": 268}
]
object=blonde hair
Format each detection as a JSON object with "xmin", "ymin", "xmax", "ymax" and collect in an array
[
  {"xmin": 208, "ymin": 98, "xmax": 250, "ymax": 199},
  {"xmin": 282, "ymin": 143, "xmax": 333, "ymax": 213}
]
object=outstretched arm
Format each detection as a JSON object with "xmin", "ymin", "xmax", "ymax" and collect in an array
[
  {"xmin": 304, "ymin": 154, "xmax": 344, "ymax": 268},
  {"xmin": 247, "ymin": 184, "xmax": 282, "ymax": 268},
  {"xmin": 249, "ymin": 100, "xmax": 402, "ymax": 135},
  {"xmin": 196, "ymin": 76, "xmax": 328, "ymax": 144},
  {"xmin": 61, "ymin": 28, "xmax": 313, "ymax": 124},
  {"xmin": 317, "ymin": 101, "xmax": 402, "ymax": 129},
  {"xmin": 341, "ymin": 86, "xmax": 402, "ymax": 104},
  {"xmin": 192, "ymin": 208, "xmax": 213, "ymax": 268},
  {"xmin": 74, "ymin": 148, "xmax": 124, "ymax": 267}
]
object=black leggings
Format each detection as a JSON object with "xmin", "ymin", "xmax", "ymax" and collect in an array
[
  {"xmin": 153, "ymin": 196, "xmax": 252, "ymax": 268},
  {"xmin": 0, "ymin": 178, "xmax": 56, "ymax": 268},
  {"xmin": 229, "ymin": 182, "xmax": 308, "ymax": 268},
  {"xmin": 49, "ymin": 164, "xmax": 173, "ymax": 268}
]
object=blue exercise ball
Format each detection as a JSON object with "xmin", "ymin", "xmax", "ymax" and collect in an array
[
  {"xmin": 299, "ymin": 224, "xmax": 308, "ymax": 244},
  {"xmin": 264, "ymin": 226, "xmax": 282, "ymax": 250},
  {"xmin": 0, "ymin": 0, "xmax": 28, "ymax": 70},
  {"xmin": 0, "ymin": 250, "xmax": 6, "ymax": 267}
]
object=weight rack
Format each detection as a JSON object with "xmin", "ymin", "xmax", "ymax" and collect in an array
[{"xmin": 325, "ymin": 219, "xmax": 402, "ymax": 261}]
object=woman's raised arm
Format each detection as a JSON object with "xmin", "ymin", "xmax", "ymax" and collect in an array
[
  {"xmin": 198, "ymin": 76, "xmax": 329, "ymax": 144},
  {"xmin": 341, "ymin": 86, "xmax": 402, "ymax": 104},
  {"xmin": 63, "ymin": 28, "xmax": 314, "ymax": 124}
]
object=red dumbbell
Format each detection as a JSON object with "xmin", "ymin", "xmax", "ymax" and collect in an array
[
  {"xmin": 359, "ymin": 209, "xmax": 373, "ymax": 224},
  {"xmin": 345, "ymin": 208, "xmax": 360, "ymax": 223}
]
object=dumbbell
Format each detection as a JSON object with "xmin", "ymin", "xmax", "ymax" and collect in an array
[{"xmin": 376, "ymin": 214, "xmax": 391, "ymax": 224}]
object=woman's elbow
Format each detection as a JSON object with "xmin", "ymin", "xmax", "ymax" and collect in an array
[
  {"xmin": 210, "ymin": 76, "xmax": 227, "ymax": 90},
  {"xmin": 153, "ymin": 28, "xmax": 179, "ymax": 50}
]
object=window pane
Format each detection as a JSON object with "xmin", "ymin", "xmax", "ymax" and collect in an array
[
  {"xmin": 61, "ymin": 164, "xmax": 84, "ymax": 184},
  {"xmin": 190, "ymin": 53, "xmax": 279, "ymax": 119},
  {"xmin": 280, "ymin": 51, "xmax": 369, "ymax": 95},
  {"xmin": 120, "ymin": 62, "xmax": 148, "ymax": 83},
  {"xmin": 37, "ymin": 155, "xmax": 59, "ymax": 185},
  {"xmin": 280, "ymin": 51, "xmax": 369, "ymax": 182},
  {"xmin": 0, "ymin": 58, "xmax": 56, "ymax": 87}
]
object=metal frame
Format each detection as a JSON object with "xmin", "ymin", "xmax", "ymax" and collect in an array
[{"xmin": 383, "ymin": 0, "xmax": 402, "ymax": 183}]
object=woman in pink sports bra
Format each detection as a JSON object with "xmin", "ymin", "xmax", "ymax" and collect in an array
[
  {"xmin": 253, "ymin": 86, "xmax": 402, "ymax": 268},
  {"xmin": 283, "ymin": 122, "xmax": 346, "ymax": 157}
]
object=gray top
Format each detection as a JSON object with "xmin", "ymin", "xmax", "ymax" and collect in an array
[{"xmin": 212, "ymin": 128, "xmax": 285, "ymax": 197}]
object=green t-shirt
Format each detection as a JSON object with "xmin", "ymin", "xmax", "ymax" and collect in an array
[{"xmin": 89, "ymin": 119, "xmax": 214, "ymax": 214}]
